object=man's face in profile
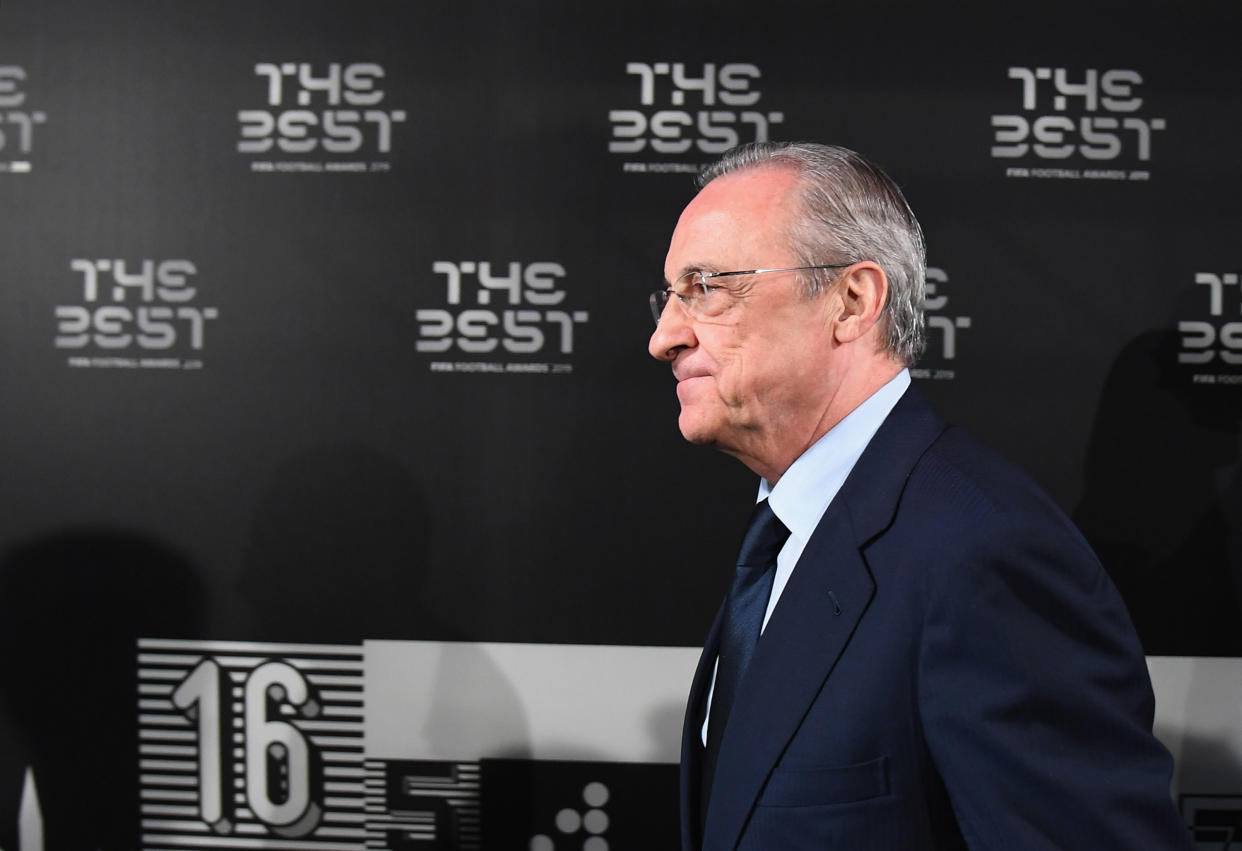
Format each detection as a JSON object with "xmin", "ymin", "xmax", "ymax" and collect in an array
[{"xmin": 648, "ymin": 166, "xmax": 844, "ymax": 473}]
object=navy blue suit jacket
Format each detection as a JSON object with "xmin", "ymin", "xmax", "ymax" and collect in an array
[{"xmin": 681, "ymin": 386, "xmax": 1191, "ymax": 850}]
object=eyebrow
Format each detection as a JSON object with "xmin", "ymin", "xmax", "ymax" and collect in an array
[{"xmin": 667, "ymin": 261, "xmax": 726, "ymax": 284}]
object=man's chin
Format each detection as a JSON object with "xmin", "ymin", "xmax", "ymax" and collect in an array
[
  {"xmin": 679, "ymin": 430, "xmax": 717, "ymax": 446},
  {"xmin": 677, "ymin": 411, "xmax": 722, "ymax": 446}
]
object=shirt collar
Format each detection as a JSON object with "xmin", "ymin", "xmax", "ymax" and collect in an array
[{"xmin": 758, "ymin": 369, "xmax": 911, "ymax": 546}]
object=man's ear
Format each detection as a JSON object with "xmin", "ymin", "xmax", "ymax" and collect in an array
[{"xmin": 833, "ymin": 262, "xmax": 888, "ymax": 344}]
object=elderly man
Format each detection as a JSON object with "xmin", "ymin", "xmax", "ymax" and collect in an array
[{"xmin": 648, "ymin": 142, "xmax": 1191, "ymax": 850}]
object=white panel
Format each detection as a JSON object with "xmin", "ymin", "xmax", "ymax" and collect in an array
[
  {"xmin": 1149, "ymin": 655, "xmax": 1242, "ymax": 798},
  {"xmin": 364, "ymin": 641, "xmax": 701, "ymax": 764}
]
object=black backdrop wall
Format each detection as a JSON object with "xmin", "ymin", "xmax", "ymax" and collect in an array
[{"xmin": 0, "ymin": 1, "xmax": 1239, "ymax": 848}]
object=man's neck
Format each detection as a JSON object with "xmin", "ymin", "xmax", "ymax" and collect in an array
[{"xmin": 744, "ymin": 359, "xmax": 904, "ymax": 484}]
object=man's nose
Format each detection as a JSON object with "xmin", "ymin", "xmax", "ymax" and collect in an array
[{"xmin": 648, "ymin": 299, "xmax": 696, "ymax": 362}]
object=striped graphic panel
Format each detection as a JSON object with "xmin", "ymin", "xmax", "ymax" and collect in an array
[
  {"xmin": 363, "ymin": 759, "xmax": 481, "ymax": 850},
  {"xmin": 137, "ymin": 639, "xmax": 366, "ymax": 850}
]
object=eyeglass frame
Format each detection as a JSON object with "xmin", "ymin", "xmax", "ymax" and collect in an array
[{"xmin": 649, "ymin": 263, "xmax": 854, "ymax": 325}]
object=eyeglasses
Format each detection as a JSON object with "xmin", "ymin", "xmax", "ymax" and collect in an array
[{"xmin": 650, "ymin": 264, "xmax": 852, "ymax": 325}]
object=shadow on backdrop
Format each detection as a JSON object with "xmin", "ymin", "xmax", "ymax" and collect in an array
[
  {"xmin": 1074, "ymin": 329, "xmax": 1242, "ymax": 656},
  {"xmin": 235, "ymin": 445, "xmax": 455, "ymax": 643},
  {"xmin": 0, "ymin": 530, "xmax": 204, "ymax": 850}
]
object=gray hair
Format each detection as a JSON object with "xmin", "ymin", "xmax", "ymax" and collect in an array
[{"xmin": 698, "ymin": 142, "xmax": 927, "ymax": 365}]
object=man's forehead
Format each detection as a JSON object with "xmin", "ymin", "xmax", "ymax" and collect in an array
[
  {"xmin": 666, "ymin": 166, "xmax": 800, "ymax": 272},
  {"xmin": 691, "ymin": 164, "xmax": 799, "ymax": 215}
]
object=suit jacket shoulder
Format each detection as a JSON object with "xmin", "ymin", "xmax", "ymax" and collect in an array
[{"xmin": 689, "ymin": 385, "xmax": 1191, "ymax": 850}]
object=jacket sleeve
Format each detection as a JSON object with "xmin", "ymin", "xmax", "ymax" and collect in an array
[{"xmin": 916, "ymin": 507, "xmax": 1193, "ymax": 850}]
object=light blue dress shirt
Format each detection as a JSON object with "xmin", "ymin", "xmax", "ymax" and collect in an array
[
  {"xmin": 757, "ymin": 368, "xmax": 911, "ymax": 630},
  {"xmin": 703, "ymin": 368, "xmax": 911, "ymax": 743}
]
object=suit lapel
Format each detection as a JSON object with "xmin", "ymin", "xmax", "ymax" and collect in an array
[
  {"xmin": 682, "ymin": 605, "xmax": 724, "ymax": 850},
  {"xmin": 701, "ymin": 508, "xmax": 873, "ymax": 848},
  {"xmin": 701, "ymin": 385, "xmax": 947, "ymax": 850}
]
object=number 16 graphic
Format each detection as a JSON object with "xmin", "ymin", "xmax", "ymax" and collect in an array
[{"xmin": 172, "ymin": 658, "xmax": 323, "ymax": 836}]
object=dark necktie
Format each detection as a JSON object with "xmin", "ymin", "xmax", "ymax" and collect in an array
[{"xmin": 700, "ymin": 498, "xmax": 790, "ymax": 818}]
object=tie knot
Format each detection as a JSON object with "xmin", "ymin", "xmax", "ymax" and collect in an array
[{"xmin": 736, "ymin": 499, "xmax": 790, "ymax": 568}]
